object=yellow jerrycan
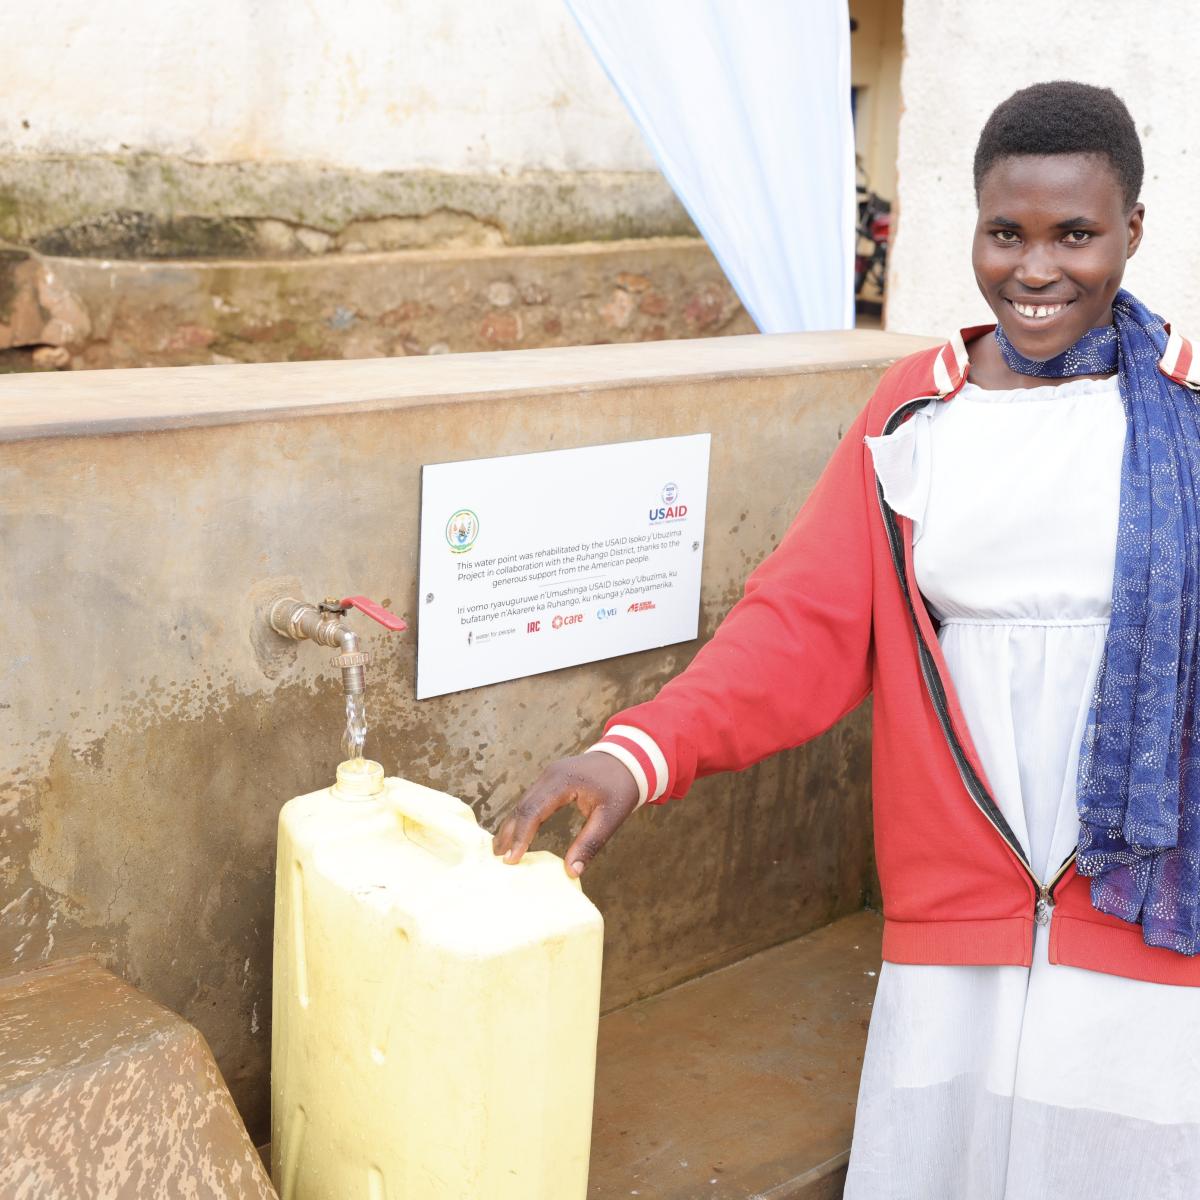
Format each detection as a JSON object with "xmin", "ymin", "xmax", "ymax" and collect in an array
[{"xmin": 271, "ymin": 758, "xmax": 604, "ymax": 1199}]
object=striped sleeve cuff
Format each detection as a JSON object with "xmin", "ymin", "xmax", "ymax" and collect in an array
[{"xmin": 585, "ymin": 724, "xmax": 670, "ymax": 808}]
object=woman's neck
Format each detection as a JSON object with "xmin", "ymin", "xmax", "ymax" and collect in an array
[{"xmin": 966, "ymin": 328, "xmax": 1115, "ymax": 390}]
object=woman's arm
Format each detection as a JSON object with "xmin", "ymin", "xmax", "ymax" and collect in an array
[{"xmin": 494, "ymin": 400, "xmax": 877, "ymax": 874}]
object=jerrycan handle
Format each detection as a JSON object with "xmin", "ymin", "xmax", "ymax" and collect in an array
[{"xmin": 383, "ymin": 782, "xmax": 490, "ymax": 863}]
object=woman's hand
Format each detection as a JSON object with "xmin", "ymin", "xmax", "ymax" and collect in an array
[{"xmin": 492, "ymin": 752, "xmax": 641, "ymax": 877}]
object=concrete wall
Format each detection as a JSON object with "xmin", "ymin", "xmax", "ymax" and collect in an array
[
  {"xmin": 0, "ymin": 329, "xmax": 930, "ymax": 1140},
  {"xmin": 889, "ymin": 0, "xmax": 1200, "ymax": 337}
]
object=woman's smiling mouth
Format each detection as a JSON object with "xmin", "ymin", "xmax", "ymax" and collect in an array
[{"xmin": 1006, "ymin": 298, "xmax": 1074, "ymax": 321}]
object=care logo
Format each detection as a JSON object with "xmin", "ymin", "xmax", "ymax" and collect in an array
[
  {"xmin": 445, "ymin": 509, "xmax": 479, "ymax": 554},
  {"xmin": 551, "ymin": 612, "xmax": 584, "ymax": 629}
]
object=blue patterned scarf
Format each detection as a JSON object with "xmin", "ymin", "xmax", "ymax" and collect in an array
[{"xmin": 994, "ymin": 288, "xmax": 1200, "ymax": 955}]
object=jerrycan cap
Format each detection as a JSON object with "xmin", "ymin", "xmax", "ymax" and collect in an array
[{"xmin": 334, "ymin": 758, "xmax": 385, "ymax": 797}]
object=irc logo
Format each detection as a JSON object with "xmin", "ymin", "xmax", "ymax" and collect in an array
[{"xmin": 527, "ymin": 620, "xmax": 541, "ymax": 633}]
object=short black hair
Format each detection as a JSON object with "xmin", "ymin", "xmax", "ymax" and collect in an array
[{"xmin": 973, "ymin": 81, "xmax": 1143, "ymax": 208}]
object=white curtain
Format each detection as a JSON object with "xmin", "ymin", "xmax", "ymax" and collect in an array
[{"xmin": 564, "ymin": 0, "xmax": 855, "ymax": 333}]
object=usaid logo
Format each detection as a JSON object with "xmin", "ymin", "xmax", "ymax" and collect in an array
[{"xmin": 650, "ymin": 480, "xmax": 687, "ymax": 523}]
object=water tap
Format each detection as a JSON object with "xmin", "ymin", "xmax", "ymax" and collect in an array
[{"xmin": 268, "ymin": 595, "xmax": 407, "ymax": 697}]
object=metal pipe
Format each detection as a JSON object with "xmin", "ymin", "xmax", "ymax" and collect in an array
[{"xmin": 268, "ymin": 597, "xmax": 370, "ymax": 696}]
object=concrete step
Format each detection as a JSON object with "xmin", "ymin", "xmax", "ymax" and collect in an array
[
  {"xmin": 588, "ymin": 909, "xmax": 883, "ymax": 1200},
  {"xmin": 0, "ymin": 956, "xmax": 276, "ymax": 1199}
]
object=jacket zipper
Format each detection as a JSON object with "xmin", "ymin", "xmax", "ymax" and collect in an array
[
  {"xmin": 1036, "ymin": 854, "xmax": 1077, "ymax": 927},
  {"xmin": 875, "ymin": 396, "xmax": 1078, "ymax": 927}
]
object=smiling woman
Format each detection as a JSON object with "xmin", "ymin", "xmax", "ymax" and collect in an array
[
  {"xmin": 848, "ymin": 82, "xmax": 1200, "ymax": 1199},
  {"xmin": 494, "ymin": 80, "xmax": 1200, "ymax": 1200},
  {"xmin": 967, "ymin": 83, "xmax": 1146, "ymax": 388}
]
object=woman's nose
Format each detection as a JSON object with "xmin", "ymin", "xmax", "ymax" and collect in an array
[{"xmin": 1014, "ymin": 245, "xmax": 1063, "ymax": 289}]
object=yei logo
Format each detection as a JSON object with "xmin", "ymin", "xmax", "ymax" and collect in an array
[
  {"xmin": 445, "ymin": 509, "xmax": 479, "ymax": 553},
  {"xmin": 649, "ymin": 481, "xmax": 687, "ymax": 523}
]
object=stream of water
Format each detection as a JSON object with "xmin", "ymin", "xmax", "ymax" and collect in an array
[{"xmin": 342, "ymin": 692, "xmax": 368, "ymax": 762}]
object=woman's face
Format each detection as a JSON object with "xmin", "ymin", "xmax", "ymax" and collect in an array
[{"xmin": 972, "ymin": 152, "xmax": 1144, "ymax": 361}]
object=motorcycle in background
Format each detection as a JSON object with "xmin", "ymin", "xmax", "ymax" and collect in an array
[{"xmin": 855, "ymin": 166, "xmax": 891, "ymax": 314}]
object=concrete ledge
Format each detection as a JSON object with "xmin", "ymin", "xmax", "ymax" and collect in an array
[
  {"xmin": 589, "ymin": 910, "xmax": 883, "ymax": 1199},
  {"xmin": 0, "ymin": 329, "xmax": 936, "ymax": 440}
]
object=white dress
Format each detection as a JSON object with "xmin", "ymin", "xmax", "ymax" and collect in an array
[{"xmin": 844, "ymin": 375, "xmax": 1200, "ymax": 1200}]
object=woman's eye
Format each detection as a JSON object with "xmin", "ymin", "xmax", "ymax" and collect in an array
[
  {"xmin": 1063, "ymin": 230, "xmax": 1092, "ymax": 244},
  {"xmin": 991, "ymin": 230, "xmax": 1019, "ymax": 244}
]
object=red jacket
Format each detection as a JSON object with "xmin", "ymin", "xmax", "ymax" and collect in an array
[{"xmin": 591, "ymin": 327, "xmax": 1200, "ymax": 987}]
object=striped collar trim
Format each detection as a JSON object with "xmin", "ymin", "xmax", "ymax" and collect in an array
[
  {"xmin": 931, "ymin": 329, "xmax": 973, "ymax": 397},
  {"xmin": 933, "ymin": 324, "xmax": 1200, "ymax": 396},
  {"xmin": 1160, "ymin": 328, "xmax": 1200, "ymax": 390}
]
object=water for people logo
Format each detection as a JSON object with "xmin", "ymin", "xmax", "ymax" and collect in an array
[{"xmin": 445, "ymin": 509, "xmax": 480, "ymax": 553}]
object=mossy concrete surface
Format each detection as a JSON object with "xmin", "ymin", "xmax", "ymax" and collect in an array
[
  {"xmin": 0, "ymin": 238, "xmax": 754, "ymax": 372},
  {"xmin": 0, "ymin": 156, "xmax": 696, "ymax": 251}
]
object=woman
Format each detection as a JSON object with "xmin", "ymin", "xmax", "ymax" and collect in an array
[{"xmin": 494, "ymin": 82, "xmax": 1200, "ymax": 1197}]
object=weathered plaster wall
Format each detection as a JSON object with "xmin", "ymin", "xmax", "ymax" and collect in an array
[
  {"xmin": 889, "ymin": 1, "xmax": 1200, "ymax": 338},
  {"xmin": 0, "ymin": 0, "xmax": 650, "ymax": 173},
  {"xmin": 0, "ymin": 330, "xmax": 932, "ymax": 1139}
]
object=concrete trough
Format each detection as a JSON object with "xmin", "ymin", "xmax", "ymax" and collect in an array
[{"xmin": 0, "ymin": 329, "xmax": 932, "ymax": 1141}]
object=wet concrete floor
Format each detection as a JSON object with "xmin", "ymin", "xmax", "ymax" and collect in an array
[{"xmin": 589, "ymin": 910, "xmax": 883, "ymax": 1199}]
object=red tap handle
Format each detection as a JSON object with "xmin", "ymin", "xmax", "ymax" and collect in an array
[{"xmin": 340, "ymin": 596, "xmax": 408, "ymax": 632}]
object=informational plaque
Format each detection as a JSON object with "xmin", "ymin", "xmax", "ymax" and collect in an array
[{"xmin": 416, "ymin": 434, "xmax": 711, "ymax": 699}]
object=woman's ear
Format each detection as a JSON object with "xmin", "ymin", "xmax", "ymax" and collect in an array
[{"xmin": 1127, "ymin": 203, "xmax": 1145, "ymax": 259}]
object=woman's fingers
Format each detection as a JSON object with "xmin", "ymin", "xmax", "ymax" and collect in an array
[
  {"xmin": 494, "ymin": 752, "xmax": 643, "ymax": 871},
  {"xmin": 564, "ymin": 801, "xmax": 631, "ymax": 877},
  {"xmin": 490, "ymin": 813, "xmax": 517, "ymax": 858},
  {"xmin": 494, "ymin": 771, "xmax": 575, "ymax": 863}
]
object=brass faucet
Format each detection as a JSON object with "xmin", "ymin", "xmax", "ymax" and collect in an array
[{"xmin": 268, "ymin": 595, "xmax": 406, "ymax": 696}]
